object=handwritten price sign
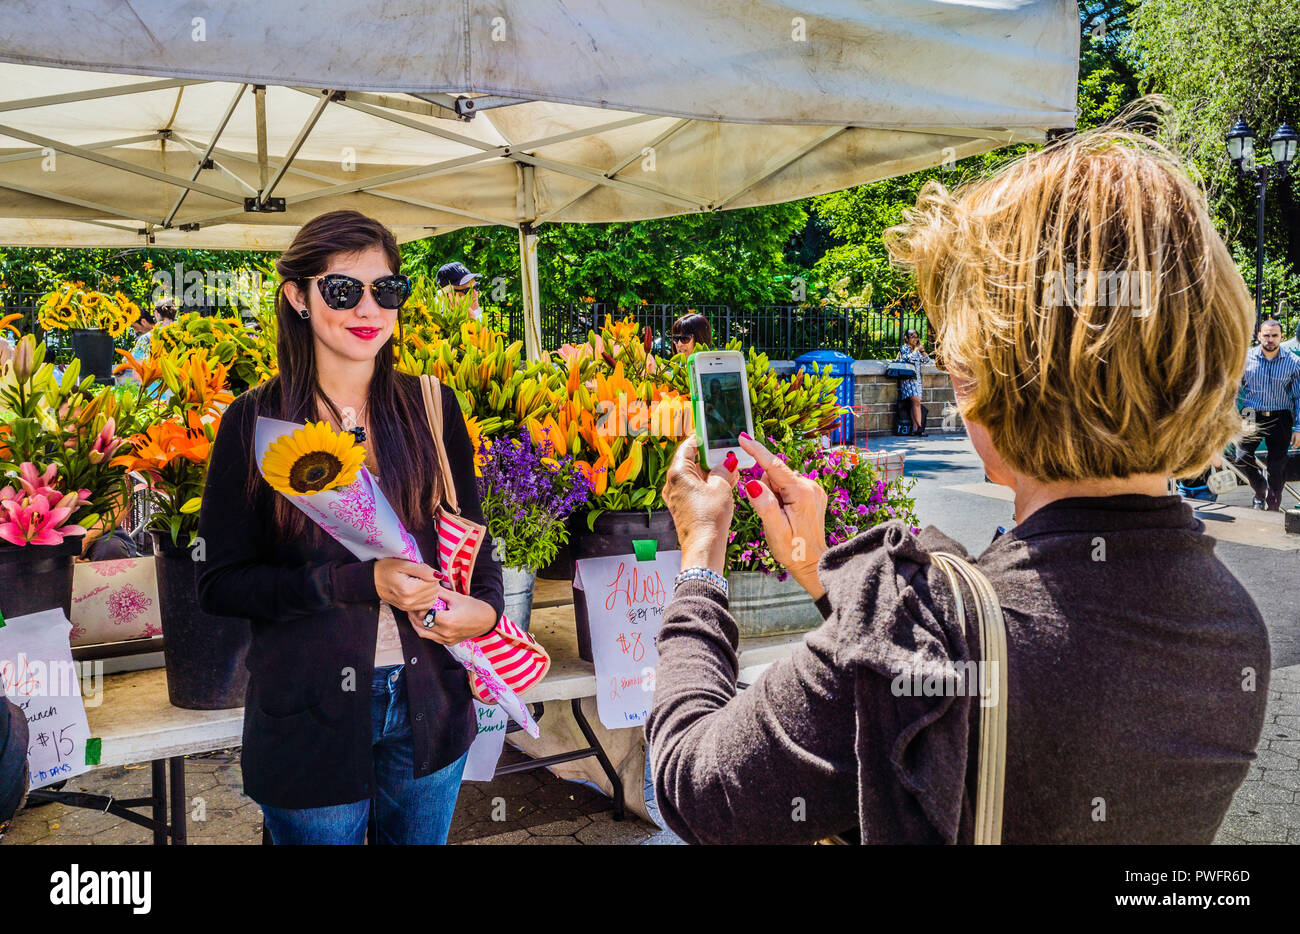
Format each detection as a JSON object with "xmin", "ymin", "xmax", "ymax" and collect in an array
[
  {"xmin": 0, "ymin": 608, "xmax": 93, "ymax": 790},
  {"xmin": 574, "ymin": 550, "xmax": 680, "ymax": 729},
  {"xmin": 461, "ymin": 701, "xmax": 510, "ymax": 781}
]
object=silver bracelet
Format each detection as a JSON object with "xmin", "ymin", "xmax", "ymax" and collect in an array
[{"xmin": 673, "ymin": 567, "xmax": 728, "ymax": 598}]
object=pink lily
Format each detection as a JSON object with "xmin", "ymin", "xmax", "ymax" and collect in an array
[
  {"xmin": 17, "ymin": 462, "xmax": 60, "ymax": 501},
  {"xmin": 87, "ymin": 418, "xmax": 122, "ymax": 464},
  {"xmin": 0, "ymin": 493, "xmax": 86, "ymax": 547}
]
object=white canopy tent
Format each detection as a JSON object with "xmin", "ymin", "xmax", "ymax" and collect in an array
[{"xmin": 0, "ymin": 0, "xmax": 1079, "ymax": 357}]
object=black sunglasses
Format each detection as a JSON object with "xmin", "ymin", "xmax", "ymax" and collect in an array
[
  {"xmin": 672, "ymin": 334, "xmax": 692, "ymax": 343},
  {"xmin": 302, "ymin": 273, "xmax": 411, "ymax": 310}
]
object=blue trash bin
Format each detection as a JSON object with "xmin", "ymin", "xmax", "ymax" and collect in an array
[{"xmin": 794, "ymin": 350, "xmax": 854, "ymax": 444}]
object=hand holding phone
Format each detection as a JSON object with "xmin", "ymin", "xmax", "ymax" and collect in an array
[{"xmin": 687, "ymin": 350, "xmax": 756, "ymax": 472}]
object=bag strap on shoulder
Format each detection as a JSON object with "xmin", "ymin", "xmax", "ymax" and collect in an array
[
  {"xmin": 419, "ymin": 374, "xmax": 460, "ymax": 515},
  {"xmin": 929, "ymin": 550, "xmax": 1009, "ymax": 845}
]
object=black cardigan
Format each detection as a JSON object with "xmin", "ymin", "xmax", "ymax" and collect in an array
[{"xmin": 196, "ymin": 374, "xmax": 503, "ymax": 809}]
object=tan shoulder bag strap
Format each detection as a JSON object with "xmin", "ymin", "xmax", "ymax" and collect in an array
[
  {"xmin": 929, "ymin": 551, "xmax": 1009, "ymax": 845},
  {"xmin": 419, "ymin": 374, "xmax": 459, "ymax": 514}
]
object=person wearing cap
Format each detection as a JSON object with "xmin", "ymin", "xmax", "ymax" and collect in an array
[{"xmin": 436, "ymin": 262, "xmax": 481, "ymax": 320}]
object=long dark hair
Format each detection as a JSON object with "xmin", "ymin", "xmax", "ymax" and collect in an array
[{"xmin": 243, "ymin": 210, "xmax": 440, "ymax": 540}]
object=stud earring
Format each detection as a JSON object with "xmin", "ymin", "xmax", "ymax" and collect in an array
[{"xmin": 297, "ymin": 307, "xmax": 310, "ymax": 320}]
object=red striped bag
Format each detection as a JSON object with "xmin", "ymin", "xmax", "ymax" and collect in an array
[
  {"xmin": 420, "ymin": 375, "xmax": 550, "ymax": 704},
  {"xmin": 435, "ymin": 509, "xmax": 550, "ymax": 703}
]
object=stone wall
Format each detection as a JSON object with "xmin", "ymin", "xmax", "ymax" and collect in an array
[{"xmin": 773, "ymin": 360, "xmax": 963, "ymax": 437}]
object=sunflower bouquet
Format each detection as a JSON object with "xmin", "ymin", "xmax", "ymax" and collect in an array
[
  {"xmin": 252, "ymin": 414, "xmax": 541, "ymax": 737},
  {"xmin": 37, "ymin": 282, "xmax": 142, "ymax": 337}
]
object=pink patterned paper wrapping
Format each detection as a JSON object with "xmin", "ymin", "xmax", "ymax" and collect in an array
[{"xmin": 70, "ymin": 557, "xmax": 163, "ymax": 646}]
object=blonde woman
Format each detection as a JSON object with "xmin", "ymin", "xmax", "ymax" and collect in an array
[{"xmin": 649, "ymin": 122, "xmax": 1270, "ymax": 844}]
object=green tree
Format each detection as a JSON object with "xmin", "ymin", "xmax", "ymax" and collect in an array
[
  {"xmin": 811, "ymin": 3, "xmax": 1141, "ymax": 304},
  {"xmin": 0, "ymin": 246, "xmax": 270, "ymax": 304},
  {"xmin": 403, "ymin": 202, "xmax": 809, "ymax": 310},
  {"xmin": 1126, "ymin": 0, "xmax": 1300, "ymax": 298}
]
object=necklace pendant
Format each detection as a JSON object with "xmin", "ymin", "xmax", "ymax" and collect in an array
[{"xmin": 350, "ymin": 425, "xmax": 366, "ymax": 443}]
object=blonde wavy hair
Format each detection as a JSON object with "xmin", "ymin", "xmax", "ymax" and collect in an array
[{"xmin": 884, "ymin": 110, "xmax": 1253, "ymax": 481}]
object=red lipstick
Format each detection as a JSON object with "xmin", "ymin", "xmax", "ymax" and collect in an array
[{"xmin": 348, "ymin": 327, "xmax": 381, "ymax": 341}]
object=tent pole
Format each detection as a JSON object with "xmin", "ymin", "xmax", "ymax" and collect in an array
[
  {"xmin": 516, "ymin": 164, "xmax": 543, "ymax": 361},
  {"xmin": 518, "ymin": 223, "xmax": 543, "ymax": 362}
]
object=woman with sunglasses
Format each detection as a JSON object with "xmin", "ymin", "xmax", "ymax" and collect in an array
[
  {"xmin": 671, "ymin": 313, "xmax": 712, "ymax": 356},
  {"xmin": 196, "ymin": 210, "xmax": 503, "ymax": 844}
]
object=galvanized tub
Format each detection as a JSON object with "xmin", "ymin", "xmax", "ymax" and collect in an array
[
  {"xmin": 727, "ymin": 571, "xmax": 824, "ymax": 636},
  {"xmin": 502, "ymin": 565, "xmax": 538, "ymax": 632}
]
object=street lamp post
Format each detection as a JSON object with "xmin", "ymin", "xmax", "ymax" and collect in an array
[{"xmin": 1226, "ymin": 119, "xmax": 1298, "ymax": 327}]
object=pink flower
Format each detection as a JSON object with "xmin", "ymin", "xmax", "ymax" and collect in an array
[
  {"xmin": 17, "ymin": 462, "xmax": 60, "ymax": 501},
  {"xmin": 88, "ymin": 418, "xmax": 122, "ymax": 464},
  {"xmin": 751, "ymin": 466, "xmax": 764, "ymax": 480},
  {"xmin": 0, "ymin": 492, "xmax": 86, "ymax": 546}
]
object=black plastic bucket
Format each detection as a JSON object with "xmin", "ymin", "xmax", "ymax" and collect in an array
[
  {"xmin": 568, "ymin": 509, "xmax": 678, "ymax": 662},
  {"xmin": 0, "ymin": 536, "xmax": 82, "ymax": 622},
  {"xmin": 151, "ymin": 533, "xmax": 251, "ymax": 710},
  {"xmin": 68, "ymin": 328, "xmax": 116, "ymax": 385}
]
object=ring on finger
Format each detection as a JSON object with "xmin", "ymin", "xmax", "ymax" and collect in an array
[{"xmin": 422, "ymin": 598, "xmax": 449, "ymax": 629}]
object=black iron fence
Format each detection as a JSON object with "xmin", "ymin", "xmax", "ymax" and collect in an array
[
  {"xmin": 8, "ymin": 288, "xmax": 1300, "ymax": 363},
  {"xmin": 489, "ymin": 301, "xmax": 933, "ymax": 360}
]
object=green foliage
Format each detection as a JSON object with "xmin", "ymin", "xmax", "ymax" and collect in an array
[
  {"xmin": 149, "ymin": 312, "xmax": 277, "ymax": 391},
  {"xmin": 812, "ymin": 5, "xmax": 1141, "ymax": 304},
  {"xmin": 1126, "ymin": 0, "xmax": 1300, "ymax": 276},
  {"xmin": 0, "ymin": 247, "xmax": 269, "ymax": 300},
  {"xmin": 401, "ymin": 202, "xmax": 809, "ymax": 310}
]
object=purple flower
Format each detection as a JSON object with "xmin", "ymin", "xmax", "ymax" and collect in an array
[{"xmin": 857, "ymin": 504, "xmax": 869, "ymax": 516}]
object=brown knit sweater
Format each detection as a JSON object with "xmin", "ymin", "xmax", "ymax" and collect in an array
[{"xmin": 646, "ymin": 495, "xmax": 1271, "ymax": 844}]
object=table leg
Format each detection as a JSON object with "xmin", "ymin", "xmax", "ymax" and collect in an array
[
  {"xmin": 506, "ymin": 696, "xmax": 650, "ymax": 823},
  {"xmin": 168, "ymin": 756, "xmax": 187, "ymax": 845},
  {"xmin": 571, "ymin": 697, "xmax": 625, "ymax": 821},
  {"xmin": 150, "ymin": 760, "xmax": 167, "ymax": 846}
]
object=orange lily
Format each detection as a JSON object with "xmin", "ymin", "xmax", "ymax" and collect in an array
[{"xmin": 574, "ymin": 455, "xmax": 611, "ymax": 497}]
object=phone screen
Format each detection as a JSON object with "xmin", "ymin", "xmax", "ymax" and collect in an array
[{"xmin": 701, "ymin": 370, "xmax": 747, "ymax": 450}]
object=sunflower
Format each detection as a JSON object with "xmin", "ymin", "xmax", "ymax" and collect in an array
[
  {"xmin": 261, "ymin": 421, "xmax": 366, "ymax": 495},
  {"xmin": 38, "ymin": 301, "xmax": 75, "ymax": 331}
]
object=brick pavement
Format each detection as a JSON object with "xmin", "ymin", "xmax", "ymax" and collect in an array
[{"xmin": 4, "ymin": 668, "xmax": 1296, "ymax": 846}]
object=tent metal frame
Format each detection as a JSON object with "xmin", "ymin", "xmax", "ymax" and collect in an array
[{"xmin": 0, "ymin": 79, "xmax": 1035, "ymax": 357}]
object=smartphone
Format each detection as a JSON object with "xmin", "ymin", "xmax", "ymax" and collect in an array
[{"xmin": 688, "ymin": 350, "xmax": 756, "ymax": 471}]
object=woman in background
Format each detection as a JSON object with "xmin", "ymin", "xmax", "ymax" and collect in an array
[{"xmin": 897, "ymin": 328, "xmax": 932, "ymax": 436}]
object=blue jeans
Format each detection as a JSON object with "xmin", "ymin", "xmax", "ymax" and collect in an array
[{"xmin": 260, "ymin": 665, "xmax": 468, "ymax": 845}]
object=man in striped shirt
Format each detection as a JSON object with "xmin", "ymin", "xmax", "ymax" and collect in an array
[{"xmin": 1236, "ymin": 319, "xmax": 1300, "ymax": 510}]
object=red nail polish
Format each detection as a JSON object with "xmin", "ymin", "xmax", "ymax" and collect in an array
[
  {"xmin": 739, "ymin": 431, "xmax": 752, "ymax": 441},
  {"xmin": 745, "ymin": 479, "xmax": 764, "ymax": 499},
  {"xmin": 723, "ymin": 451, "xmax": 738, "ymax": 471}
]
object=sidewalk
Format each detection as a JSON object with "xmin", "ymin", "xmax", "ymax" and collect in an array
[
  {"xmin": 5, "ymin": 664, "xmax": 1294, "ymax": 844},
  {"xmin": 1214, "ymin": 662, "xmax": 1300, "ymax": 844}
]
